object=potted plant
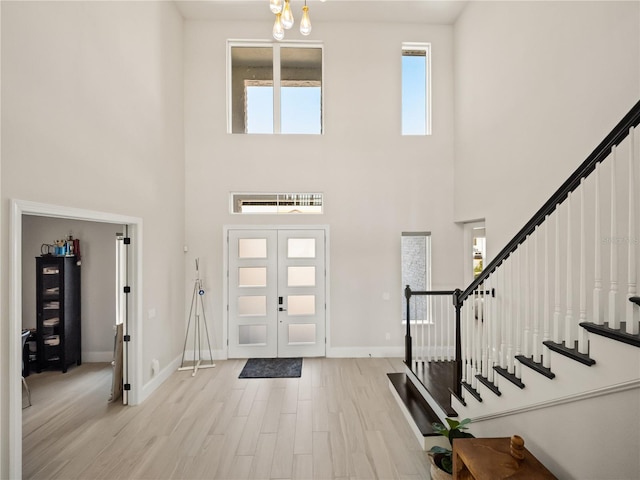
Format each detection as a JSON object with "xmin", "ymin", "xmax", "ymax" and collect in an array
[{"xmin": 428, "ymin": 418, "xmax": 474, "ymax": 479}]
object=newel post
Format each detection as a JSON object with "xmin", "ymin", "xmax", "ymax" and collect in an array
[
  {"xmin": 405, "ymin": 285, "xmax": 412, "ymax": 365},
  {"xmin": 453, "ymin": 288, "xmax": 463, "ymax": 397}
]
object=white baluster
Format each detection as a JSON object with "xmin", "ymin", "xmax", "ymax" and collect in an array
[
  {"xmin": 439, "ymin": 296, "xmax": 445, "ymax": 361},
  {"xmin": 466, "ymin": 296, "xmax": 473, "ymax": 385},
  {"xmin": 533, "ymin": 225, "xmax": 541, "ymax": 362},
  {"xmin": 507, "ymin": 250, "xmax": 520, "ymax": 374},
  {"xmin": 593, "ymin": 162, "xmax": 603, "ymax": 325},
  {"xmin": 471, "ymin": 291, "xmax": 479, "ymax": 389},
  {"xmin": 565, "ymin": 192, "xmax": 574, "ymax": 348},
  {"xmin": 543, "ymin": 216, "xmax": 552, "ymax": 369},
  {"xmin": 482, "ymin": 281, "xmax": 490, "ymax": 378},
  {"xmin": 579, "ymin": 179, "xmax": 588, "ymax": 354},
  {"xmin": 523, "ymin": 239, "xmax": 531, "ymax": 359},
  {"xmin": 553, "ymin": 205, "xmax": 562, "ymax": 343},
  {"xmin": 487, "ymin": 267, "xmax": 502, "ymax": 383},
  {"xmin": 509, "ymin": 248, "xmax": 527, "ymax": 378},
  {"xmin": 513, "ymin": 251, "xmax": 521, "ymax": 378},
  {"xmin": 447, "ymin": 295, "xmax": 452, "ymax": 361},
  {"xmin": 488, "ymin": 276, "xmax": 496, "ymax": 383},
  {"xmin": 609, "ymin": 146, "xmax": 619, "ymax": 329},
  {"xmin": 506, "ymin": 257, "xmax": 514, "ymax": 375},
  {"xmin": 627, "ymin": 127, "xmax": 639, "ymax": 335},
  {"xmin": 500, "ymin": 259, "xmax": 513, "ymax": 368}
]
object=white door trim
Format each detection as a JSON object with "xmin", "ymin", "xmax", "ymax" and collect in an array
[
  {"xmin": 8, "ymin": 199, "xmax": 143, "ymax": 480},
  {"xmin": 223, "ymin": 224, "xmax": 330, "ymax": 359}
]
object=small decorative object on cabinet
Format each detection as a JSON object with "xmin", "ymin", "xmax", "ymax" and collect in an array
[{"xmin": 36, "ymin": 255, "xmax": 81, "ymax": 373}]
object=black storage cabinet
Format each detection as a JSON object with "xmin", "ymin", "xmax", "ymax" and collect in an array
[{"xmin": 36, "ymin": 255, "xmax": 81, "ymax": 373}]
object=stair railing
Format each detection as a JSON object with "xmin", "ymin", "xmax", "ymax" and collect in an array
[
  {"xmin": 404, "ymin": 286, "xmax": 461, "ymax": 395},
  {"xmin": 454, "ymin": 99, "xmax": 640, "ymax": 398},
  {"xmin": 404, "ymin": 99, "xmax": 640, "ymax": 404}
]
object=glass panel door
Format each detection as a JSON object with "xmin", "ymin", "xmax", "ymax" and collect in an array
[
  {"xmin": 228, "ymin": 230, "xmax": 278, "ymax": 358},
  {"xmin": 228, "ymin": 229, "xmax": 326, "ymax": 358},
  {"xmin": 277, "ymin": 230, "xmax": 326, "ymax": 357}
]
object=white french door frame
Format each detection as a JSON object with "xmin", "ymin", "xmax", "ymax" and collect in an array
[
  {"xmin": 223, "ymin": 225, "xmax": 330, "ymax": 359},
  {"xmin": 8, "ymin": 199, "xmax": 143, "ymax": 480}
]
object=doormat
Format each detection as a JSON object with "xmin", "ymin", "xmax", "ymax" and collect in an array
[{"xmin": 239, "ymin": 357, "xmax": 303, "ymax": 379}]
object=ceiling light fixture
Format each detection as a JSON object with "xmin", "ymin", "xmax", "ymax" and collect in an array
[{"xmin": 270, "ymin": 0, "xmax": 314, "ymax": 40}]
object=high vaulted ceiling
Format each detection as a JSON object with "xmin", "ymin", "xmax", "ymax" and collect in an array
[{"xmin": 174, "ymin": 0, "xmax": 468, "ymax": 25}]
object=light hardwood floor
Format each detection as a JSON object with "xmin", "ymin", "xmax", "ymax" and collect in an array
[{"xmin": 23, "ymin": 358, "xmax": 431, "ymax": 479}]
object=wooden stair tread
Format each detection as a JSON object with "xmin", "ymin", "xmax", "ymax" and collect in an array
[
  {"xmin": 408, "ymin": 360, "xmax": 458, "ymax": 417},
  {"xmin": 387, "ymin": 373, "xmax": 441, "ymax": 437},
  {"xmin": 580, "ymin": 321, "xmax": 640, "ymax": 348}
]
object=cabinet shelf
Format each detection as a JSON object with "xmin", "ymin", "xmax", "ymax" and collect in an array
[{"xmin": 36, "ymin": 256, "xmax": 81, "ymax": 373}]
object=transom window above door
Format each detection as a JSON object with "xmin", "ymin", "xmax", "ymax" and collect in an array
[{"xmin": 227, "ymin": 40, "xmax": 324, "ymax": 134}]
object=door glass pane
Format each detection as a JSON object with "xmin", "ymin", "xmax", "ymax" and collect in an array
[
  {"xmin": 288, "ymin": 324, "xmax": 316, "ymax": 344},
  {"xmin": 238, "ymin": 267, "xmax": 267, "ymax": 287},
  {"xmin": 288, "ymin": 238, "xmax": 315, "ymax": 258},
  {"xmin": 287, "ymin": 266, "xmax": 315, "ymax": 287},
  {"xmin": 238, "ymin": 296, "xmax": 267, "ymax": 316},
  {"xmin": 288, "ymin": 295, "xmax": 315, "ymax": 315},
  {"xmin": 239, "ymin": 325, "xmax": 267, "ymax": 345},
  {"xmin": 239, "ymin": 238, "xmax": 267, "ymax": 258}
]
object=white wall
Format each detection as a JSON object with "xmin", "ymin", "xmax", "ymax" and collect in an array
[
  {"xmin": 0, "ymin": 2, "xmax": 185, "ymax": 476},
  {"xmin": 183, "ymin": 19, "xmax": 463, "ymax": 357},
  {"xmin": 454, "ymin": 0, "xmax": 640, "ymax": 260},
  {"xmin": 22, "ymin": 216, "xmax": 122, "ymax": 361}
]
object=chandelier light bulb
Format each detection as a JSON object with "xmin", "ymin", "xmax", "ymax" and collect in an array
[
  {"xmin": 300, "ymin": 5, "xmax": 312, "ymax": 35},
  {"xmin": 273, "ymin": 13, "xmax": 285, "ymax": 40},
  {"xmin": 282, "ymin": 0, "xmax": 294, "ymax": 30},
  {"xmin": 269, "ymin": 0, "xmax": 283, "ymax": 14}
]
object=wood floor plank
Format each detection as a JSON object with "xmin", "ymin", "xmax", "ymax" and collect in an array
[{"xmin": 22, "ymin": 358, "xmax": 432, "ymax": 480}]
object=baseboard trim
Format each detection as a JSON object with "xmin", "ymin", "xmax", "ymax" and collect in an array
[
  {"xmin": 326, "ymin": 346, "xmax": 404, "ymax": 358},
  {"xmin": 139, "ymin": 355, "xmax": 182, "ymax": 403}
]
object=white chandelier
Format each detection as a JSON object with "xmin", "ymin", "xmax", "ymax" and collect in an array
[{"xmin": 270, "ymin": 0, "xmax": 312, "ymax": 40}]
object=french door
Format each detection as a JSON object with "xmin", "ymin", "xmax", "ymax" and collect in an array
[{"xmin": 228, "ymin": 228, "xmax": 326, "ymax": 358}]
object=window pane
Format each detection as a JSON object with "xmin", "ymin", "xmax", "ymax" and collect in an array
[
  {"xmin": 239, "ymin": 325, "xmax": 267, "ymax": 345},
  {"xmin": 288, "ymin": 295, "xmax": 315, "ymax": 315},
  {"xmin": 231, "ymin": 46, "xmax": 273, "ymax": 133},
  {"xmin": 246, "ymin": 86, "xmax": 274, "ymax": 134},
  {"xmin": 288, "ymin": 324, "xmax": 316, "ymax": 344},
  {"xmin": 288, "ymin": 238, "xmax": 315, "ymax": 258},
  {"xmin": 402, "ymin": 46, "xmax": 429, "ymax": 136},
  {"xmin": 281, "ymin": 47, "xmax": 322, "ymax": 134},
  {"xmin": 238, "ymin": 296, "xmax": 267, "ymax": 316},
  {"xmin": 401, "ymin": 232, "xmax": 431, "ymax": 321},
  {"xmin": 288, "ymin": 266, "xmax": 316, "ymax": 287},
  {"xmin": 238, "ymin": 267, "xmax": 267, "ymax": 287},
  {"xmin": 238, "ymin": 238, "xmax": 267, "ymax": 258}
]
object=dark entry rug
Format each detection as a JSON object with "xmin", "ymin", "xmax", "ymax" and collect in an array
[{"xmin": 239, "ymin": 357, "xmax": 303, "ymax": 378}]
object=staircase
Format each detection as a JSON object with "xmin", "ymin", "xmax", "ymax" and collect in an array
[{"xmin": 390, "ymin": 100, "xmax": 640, "ymax": 479}]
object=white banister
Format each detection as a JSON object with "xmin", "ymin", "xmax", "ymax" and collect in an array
[
  {"xmin": 627, "ymin": 127, "xmax": 639, "ymax": 335},
  {"xmin": 565, "ymin": 192, "xmax": 574, "ymax": 348},
  {"xmin": 488, "ymin": 275, "xmax": 496, "ymax": 383},
  {"xmin": 532, "ymin": 226, "xmax": 541, "ymax": 362},
  {"xmin": 553, "ymin": 205, "xmax": 562, "ymax": 343},
  {"xmin": 578, "ymin": 178, "xmax": 588, "ymax": 354},
  {"xmin": 593, "ymin": 162, "xmax": 603, "ymax": 325},
  {"xmin": 507, "ymin": 256, "xmax": 514, "ymax": 375},
  {"xmin": 498, "ymin": 265, "xmax": 507, "ymax": 369},
  {"xmin": 523, "ymin": 240, "xmax": 530, "ymax": 361},
  {"xmin": 500, "ymin": 259, "xmax": 512, "ymax": 369},
  {"xmin": 543, "ymin": 216, "xmax": 551, "ymax": 369},
  {"xmin": 513, "ymin": 251, "xmax": 521, "ymax": 378},
  {"xmin": 609, "ymin": 146, "xmax": 619, "ymax": 329},
  {"xmin": 507, "ymin": 255, "xmax": 520, "ymax": 374}
]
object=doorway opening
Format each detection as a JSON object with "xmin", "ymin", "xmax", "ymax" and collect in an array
[
  {"xmin": 9, "ymin": 199, "xmax": 142, "ymax": 479},
  {"xmin": 463, "ymin": 221, "xmax": 486, "ymax": 286}
]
